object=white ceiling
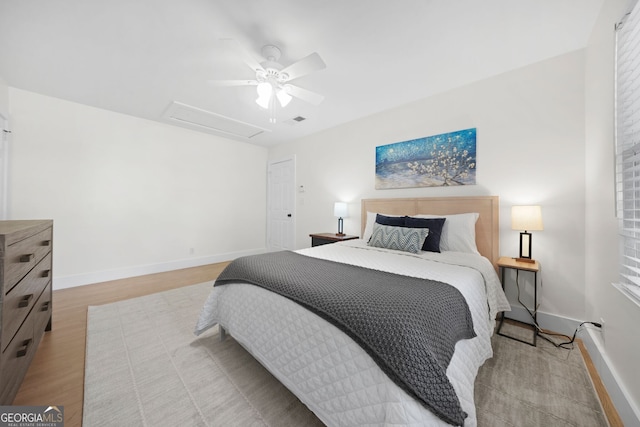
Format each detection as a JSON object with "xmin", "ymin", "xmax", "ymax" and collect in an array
[{"xmin": 0, "ymin": 0, "xmax": 604, "ymax": 146}]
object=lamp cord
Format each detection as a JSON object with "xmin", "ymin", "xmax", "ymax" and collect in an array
[{"xmin": 514, "ymin": 270, "xmax": 601, "ymax": 350}]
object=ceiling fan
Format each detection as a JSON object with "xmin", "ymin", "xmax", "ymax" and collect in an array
[{"xmin": 209, "ymin": 39, "xmax": 326, "ymax": 122}]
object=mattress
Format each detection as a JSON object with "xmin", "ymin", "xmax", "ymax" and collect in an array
[{"xmin": 195, "ymin": 239, "xmax": 510, "ymax": 426}]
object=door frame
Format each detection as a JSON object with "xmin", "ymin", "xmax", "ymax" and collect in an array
[
  {"xmin": 266, "ymin": 155, "xmax": 296, "ymax": 251},
  {"xmin": 0, "ymin": 114, "xmax": 9, "ymax": 220}
]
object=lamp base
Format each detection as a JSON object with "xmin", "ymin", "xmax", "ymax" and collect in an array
[
  {"xmin": 514, "ymin": 257, "xmax": 536, "ymax": 264},
  {"xmin": 337, "ymin": 217, "xmax": 344, "ymax": 236}
]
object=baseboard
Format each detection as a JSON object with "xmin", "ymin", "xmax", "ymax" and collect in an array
[
  {"xmin": 52, "ymin": 248, "xmax": 267, "ymax": 290},
  {"xmin": 583, "ymin": 328, "xmax": 640, "ymax": 427},
  {"xmin": 505, "ymin": 305, "xmax": 582, "ymax": 336},
  {"xmin": 506, "ymin": 305, "xmax": 640, "ymax": 426}
]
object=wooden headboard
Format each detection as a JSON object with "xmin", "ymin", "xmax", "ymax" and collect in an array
[{"xmin": 361, "ymin": 196, "xmax": 499, "ymax": 270}]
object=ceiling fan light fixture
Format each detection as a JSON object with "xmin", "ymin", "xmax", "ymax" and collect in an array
[
  {"xmin": 213, "ymin": 41, "xmax": 326, "ymax": 123},
  {"xmin": 256, "ymin": 82, "xmax": 272, "ymax": 109},
  {"xmin": 256, "ymin": 95, "xmax": 270, "ymax": 109},
  {"xmin": 276, "ymin": 87, "xmax": 292, "ymax": 107}
]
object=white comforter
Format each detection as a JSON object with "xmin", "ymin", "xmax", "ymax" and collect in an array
[{"xmin": 195, "ymin": 240, "xmax": 510, "ymax": 426}]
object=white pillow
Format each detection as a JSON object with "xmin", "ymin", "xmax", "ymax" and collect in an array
[
  {"xmin": 414, "ymin": 212, "xmax": 480, "ymax": 254},
  {"xmin": 362, "ymin": 212, "xmax": 403, "ymax": 242}
]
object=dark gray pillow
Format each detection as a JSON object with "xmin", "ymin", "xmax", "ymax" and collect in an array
[
  {"xmin": 404, "ymin": 217, "xmax": 446, "ymax": 253},
  {"xmin": 375, "ymin": 213, "xmax": 405, "ymax": 227}
]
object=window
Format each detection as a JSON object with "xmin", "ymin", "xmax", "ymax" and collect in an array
[{"xmin": 615, "ymin": 0, "xmax": 640, "ymax": 305}]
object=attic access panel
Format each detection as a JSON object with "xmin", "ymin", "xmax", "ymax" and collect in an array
[{"xmin": 163, "ymin": 102, "xmax": 269, "ymax": 139}]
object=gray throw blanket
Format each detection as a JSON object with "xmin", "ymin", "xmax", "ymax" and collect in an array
[{"xmin": 215, "ymin": 251, "xmax": 476, "ymax": 426}]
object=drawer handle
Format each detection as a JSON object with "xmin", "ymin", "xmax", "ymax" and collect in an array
[
  {"xmin": 18, "ymin": 294, "xmax": 33, "ymax": 308},
  {"xmin": 41, "ymin": 301, "xmax": 51, "ymax": 312},
  {"xmin": 16, "ymin": 339, "xmax": 32, "ymax": 358},
  {"xmin": 20, "ymin": 253, "xmax": 35, "ymax": 263},
  {"xmin": 42, "ymin": 240, "xmax": 51, "ymax": 246},
  {"xmin": 42, "ymin": 269, "xmax": 51, "ymax": 278}
]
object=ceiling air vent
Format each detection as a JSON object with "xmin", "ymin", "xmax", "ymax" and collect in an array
[
  {"xmin": 163, "ymin": 102, "xmax": 269, "ymax": 139},
  {"xmin": 283, "ymin": 116, "xmax": 307, "ymax": 126}
]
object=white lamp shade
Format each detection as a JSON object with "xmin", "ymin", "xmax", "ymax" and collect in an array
[
  {"xmin": 255, "ymin": 82, "xmax": 272, "ymax": 109},
  {"xmin": 276, "ymin": 87, "xmax": 292, "ymax": 107},
  {"xmin": 334, "ymin": 202, "xmax": 349, "ymax": 218},
  {"xmin": 511, "ymin": 205, "xmax": 543, "ymax": 231}
]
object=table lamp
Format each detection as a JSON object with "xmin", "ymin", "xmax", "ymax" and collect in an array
[
  {"xmin": 334, "ymin": 202, "xmax": 348, "ymax": 236},
  {"xmin": 511, "ymin": 205, "xmax": 543, "ymax": 263}
]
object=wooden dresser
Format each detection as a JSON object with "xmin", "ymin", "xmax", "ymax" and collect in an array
[{"xmin": 0, "ymin": 220, "xmax": 53, "ymax": 404}]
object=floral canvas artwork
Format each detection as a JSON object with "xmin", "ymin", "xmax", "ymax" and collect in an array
[{"xmin": 375, "ymin": 128, "xmax": 477, "ymax": 189}]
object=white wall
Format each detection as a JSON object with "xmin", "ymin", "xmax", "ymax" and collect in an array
[
  {"xmin": 270, "ymin": 50, "xmax": 587, "ymax": 322},
  {"xmin": 0, "ymin": 75, "xmax": 8, "ymax": 119},
  {"xmin": 585, "ymin": 0, "xmax": 640, "ymax": 423},
  {"xmin": 8, "ymin": 88, "xmax": 268, "ymax": 288}
]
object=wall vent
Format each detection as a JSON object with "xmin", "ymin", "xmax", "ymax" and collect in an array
[{"xmin": 162, "ymin": 102, "xmax": 269, "ymax": 139}]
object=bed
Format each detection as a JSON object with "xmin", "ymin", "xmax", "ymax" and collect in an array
[{"xmin": 195, "ymin": 196, "xmax": 510, "ymax": 426}]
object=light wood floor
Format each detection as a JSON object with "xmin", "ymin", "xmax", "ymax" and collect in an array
[{"xmin": 12, "ymin": 262, "xmax": 229, "ymax": 427}]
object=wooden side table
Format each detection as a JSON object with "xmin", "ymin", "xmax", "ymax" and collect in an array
[
  {"xmin": 309, "ymin": 233, "xmax": 359, "ymax": 247},
  {"xmin": 496, "ymin": 256, "xmax": 540, "ymax": 346}
]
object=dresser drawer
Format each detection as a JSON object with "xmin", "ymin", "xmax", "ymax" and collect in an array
[
  {"xmin": 32, "ymin": 281, "xmax": 52, "ymax": 335},
  {"xmin": 4, "ymin": 227, "xmax": 52, "ymax": 294},
  {"xmin": 1, "ymin": 252, "xmax": 52, "ymax": 352},
  {"xmin": 0, "ymin": 311, "xmax": 35, "ymax": 404}
]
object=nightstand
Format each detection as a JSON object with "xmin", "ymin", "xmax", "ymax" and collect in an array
[
  {"xmin": 496, "ymin": 256, "xmax": 540, "ymax": 346},
  {"xmin": 309, "ymin": 233, "xmax": 359, "ymax": 247}
]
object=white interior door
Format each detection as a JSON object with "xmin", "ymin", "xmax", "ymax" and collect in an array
[{"xmin": 267, "ymin": 156, "xmax": 295, "ymax": 251}]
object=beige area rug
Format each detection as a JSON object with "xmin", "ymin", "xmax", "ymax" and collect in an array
[
  {"xmin": 476, "ymin": 322, "xmax": 607, "ymax": 427},
  {"xmin": 83, "ymin": 282, "xmax": 607, "ymax": 427}
]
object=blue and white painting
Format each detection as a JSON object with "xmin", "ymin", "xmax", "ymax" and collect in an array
[{"xmin": 375, "ymin": 128, "xmax": 477, "ymax": 189}]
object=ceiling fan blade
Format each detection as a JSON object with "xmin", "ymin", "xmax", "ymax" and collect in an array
[
  {"xmin": 208, "ymin": 79, "xmax": 258, "ymax": 87},
  {"xmin": 285, "ymin": 84, "xmax": 324, "ymax": 106},
  {"xmin": 280, "ymin": 52, "xmax": 326, "ymax": 81},
  {"xmin": 221, "ymin": 38, "xmax": 265, "ymax": 73}
]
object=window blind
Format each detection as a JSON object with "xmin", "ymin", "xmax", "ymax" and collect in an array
[{"xmin": 616, "ymin": 0, "xmax": 640, "ymax": 303}]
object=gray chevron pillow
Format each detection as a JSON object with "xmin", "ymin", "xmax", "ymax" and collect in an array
[{"xmin": 367, "ymin": 222, "xmax": 429, "ymax": 254}]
